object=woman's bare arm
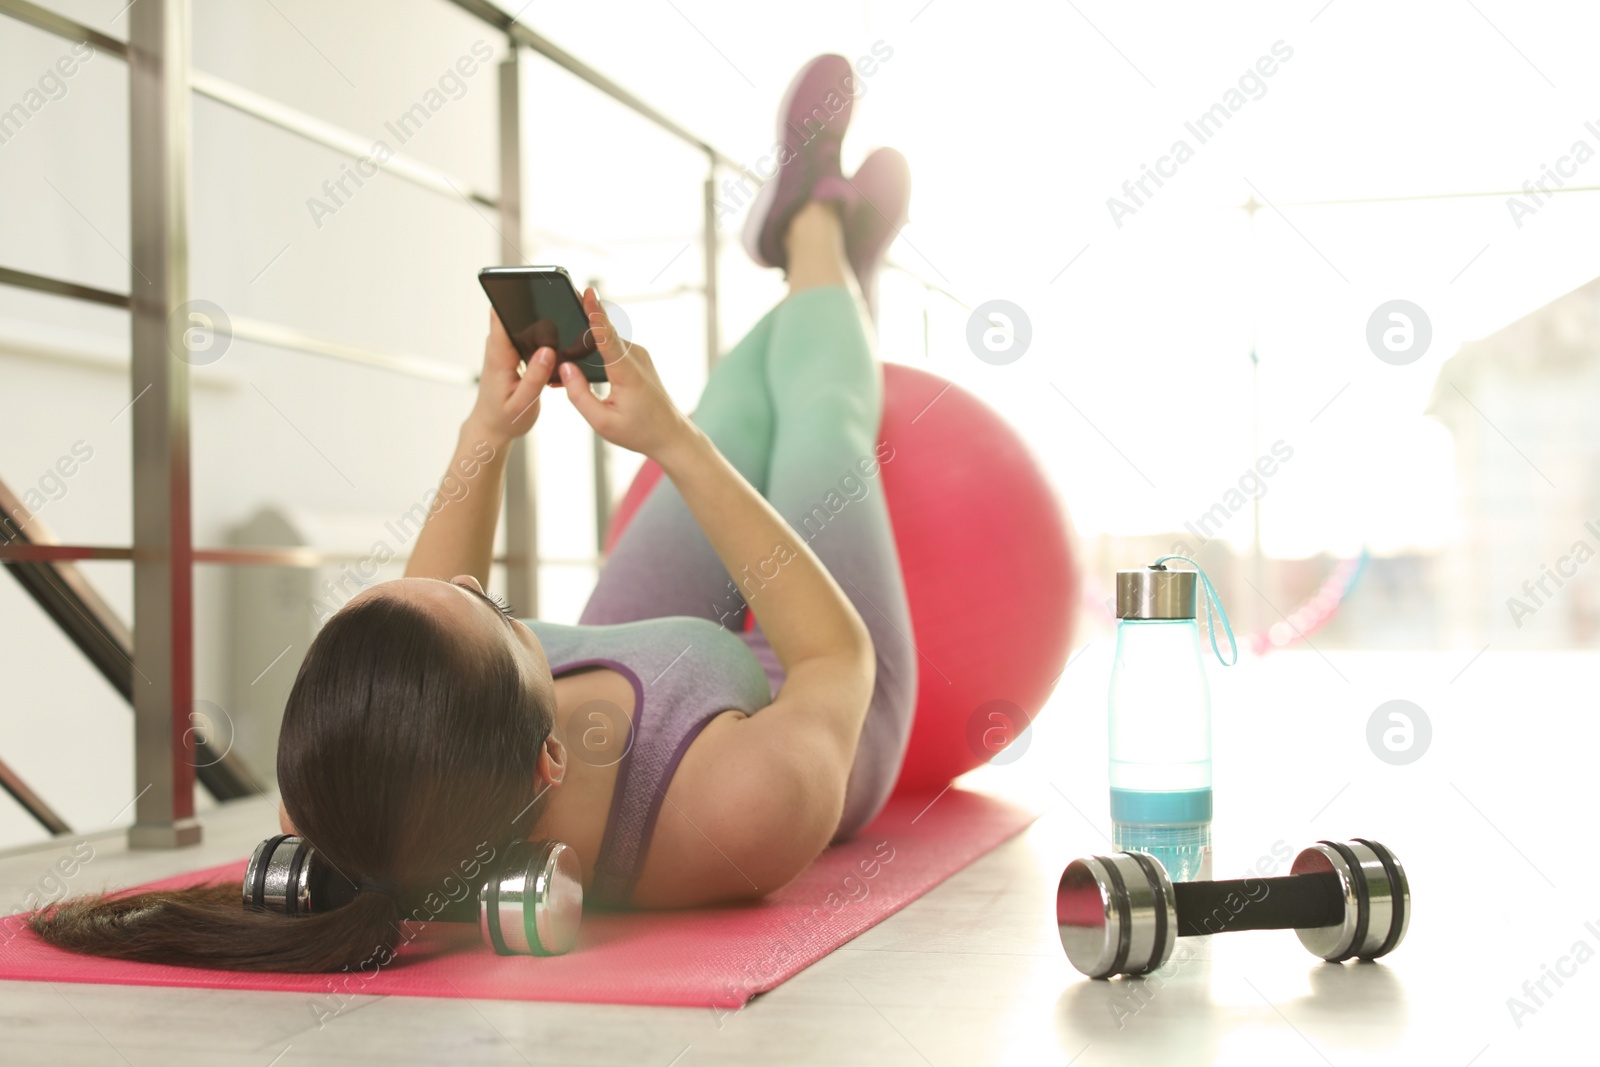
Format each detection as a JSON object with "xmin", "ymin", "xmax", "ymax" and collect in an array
[
  {"xmin": 401, "ymin": 426, "xmax": 507, "ymax": 585},
  {"xmin": 404, "ymin": 311, "xmax": 555, "ymax": 586}
]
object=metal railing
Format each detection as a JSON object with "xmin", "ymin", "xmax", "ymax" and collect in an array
[{"xmin": 0, "ymin": 0, "xmax": 739, "ymax": 846}]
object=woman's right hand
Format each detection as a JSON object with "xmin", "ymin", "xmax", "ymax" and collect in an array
[{"xmin": 558, "ymin": 288, "xmax": 696, "ymax": 458}]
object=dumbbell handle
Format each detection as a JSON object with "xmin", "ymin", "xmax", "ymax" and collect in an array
[{"xmin": 1172, "ymin": 872, "xmax": 1344, "ymax": 936}]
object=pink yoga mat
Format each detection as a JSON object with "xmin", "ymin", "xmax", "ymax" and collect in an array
[{"xmin": 0, "ymin": 789, "xmax": 1033, "ymax": 1009}]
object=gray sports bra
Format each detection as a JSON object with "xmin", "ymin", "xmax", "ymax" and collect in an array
[{"xmin": 522, "ymin": 615, "xmax": 777, "ymax": 906}]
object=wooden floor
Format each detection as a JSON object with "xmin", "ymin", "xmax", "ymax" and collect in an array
[{"xmin": 0, "ymin": 649, "xmax": 1591, "ymax": 1065}]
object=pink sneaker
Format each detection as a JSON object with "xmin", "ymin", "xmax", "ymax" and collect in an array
[
  {"xmin": 742, "ymin": 55, "xmax": 858, "ymax": 270},
  {"xmin": 843, "ymin": 147, "xmax": 911, "ymax": 321}
]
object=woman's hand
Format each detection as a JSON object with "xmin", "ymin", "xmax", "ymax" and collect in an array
[
  {"xmin": 559, "ymin": 288, "xmax": 695, "ymax": 458},
  {"xmin": 465, "ymin": 309, "xmax": 556, "ymax": 447}
]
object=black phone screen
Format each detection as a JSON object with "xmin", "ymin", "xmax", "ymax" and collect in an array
[{"xmin": 477, "ymin": 267, "xmax": 607, "ymax": 382}]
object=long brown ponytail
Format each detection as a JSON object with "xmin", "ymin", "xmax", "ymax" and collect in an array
[{"xmin": 30, "ymin": 590, "xmax": 554, "ymax": 972}]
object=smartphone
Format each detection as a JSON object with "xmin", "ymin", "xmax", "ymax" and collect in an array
[{"xmin": 477, "ymin": 265, "xmax": 607, "ymax": 383}]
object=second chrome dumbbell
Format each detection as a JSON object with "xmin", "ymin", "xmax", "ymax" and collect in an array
[{"xmin": 1057, "ymin": 838, "xmax": 1409, "ymax": 979}]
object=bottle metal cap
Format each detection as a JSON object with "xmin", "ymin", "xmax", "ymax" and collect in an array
[{"xmin": 1116, "ymin": 568, "xmax": 1197, "ymax": 620}]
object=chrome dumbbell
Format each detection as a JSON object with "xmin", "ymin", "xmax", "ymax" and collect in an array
[
  {"xmin": 1057, "ymin": 839, "xmax": 1409, "ymax": 979},
  {"xmin": 242, "ymin": 834, "xmax": 582, "ymax": 956}
]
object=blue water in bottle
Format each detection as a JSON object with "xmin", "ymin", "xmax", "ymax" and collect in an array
[{"xmin": 1109, "ymin": 561, "xmax": 1234, "ymax": 882}]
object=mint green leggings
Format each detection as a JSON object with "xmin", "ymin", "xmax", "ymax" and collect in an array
[{"xmin": 579, "ymin": 285, "xmax": 918, "ymax": 838}]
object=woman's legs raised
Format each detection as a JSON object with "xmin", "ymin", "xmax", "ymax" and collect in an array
[
  {"xmin": 582, "ymin": 47, "xmax": 876, "ymax": 632},
  {"xmin": 743, "ymin": 202, "xmax": 918, "ymax": 841}
]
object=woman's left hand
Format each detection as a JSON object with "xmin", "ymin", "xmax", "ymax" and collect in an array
[{"xmin": 466, "ymin": 309, "xmax": 556, "ymax": 446}]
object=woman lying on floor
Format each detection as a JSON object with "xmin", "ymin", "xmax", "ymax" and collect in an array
[{"xmin": 31, "ymin": 55, "xmax": 918, "ymax": 972}]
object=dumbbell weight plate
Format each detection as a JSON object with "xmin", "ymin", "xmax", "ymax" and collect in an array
[
  {"xmin": 480, "ymin": 840, "xmax": 583, "ymax": 956},
  {"xmin": 1057, "ymin": 851, "xmax": 1177, "ymax": 979},
  {"xmin": 1290, "ymin": 839, "xmax": 1409, "ymax": 962},
  {"xmin": 243, "ymin": 835, "xmax": 314, "ymax": 916}
]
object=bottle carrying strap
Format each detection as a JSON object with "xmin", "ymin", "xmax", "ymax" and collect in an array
[{"xmin": 1151, "ymin": 555, "xmax": 1238, "ymax": 667}]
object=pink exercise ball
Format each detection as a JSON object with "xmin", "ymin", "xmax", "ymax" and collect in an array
[{"xmin": 603, "ymin": 363, "xmax": 1079, "ymax": 794}]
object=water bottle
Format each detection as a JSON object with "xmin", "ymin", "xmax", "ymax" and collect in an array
[{"xmin": 1109, "ymin": 559, "xmax": 1235, "ymax": 882}]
